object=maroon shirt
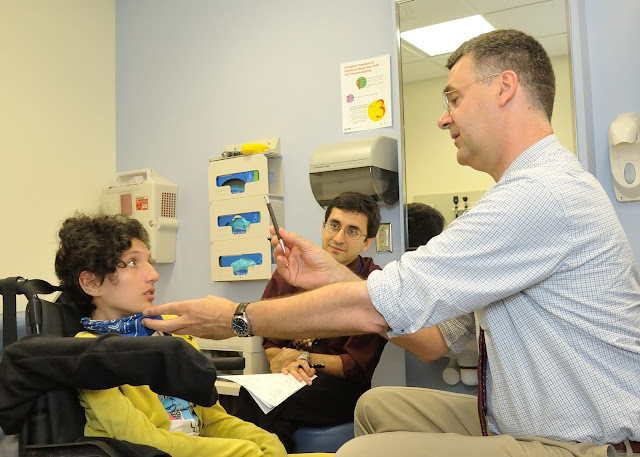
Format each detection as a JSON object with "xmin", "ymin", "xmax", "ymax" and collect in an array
[{"xmin": 261, "ymin": 256, "xmax": 388, "ymax": 387}]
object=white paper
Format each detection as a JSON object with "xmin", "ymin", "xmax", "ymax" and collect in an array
[
  {"xmin": 341, "ymin": 54, "xmax": 392, "ymax": 133},
  {"xmin": 218, "ymin": 373, "xmax": 316, "ymax": 414}
]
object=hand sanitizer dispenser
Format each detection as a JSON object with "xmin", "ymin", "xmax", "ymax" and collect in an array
[{"xmin": 609, "ymin": 113, "xmax": 640, "ymax": 202}]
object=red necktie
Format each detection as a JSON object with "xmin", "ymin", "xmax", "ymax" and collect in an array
[{"xmin": 477, "ymin": 327, "xmax": 488, "ymax": 436}]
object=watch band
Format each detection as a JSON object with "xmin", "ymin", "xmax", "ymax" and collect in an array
[
  {"xmin": 234, "ymin": 302, "xmax": 251, "ymax": 316},
  {"xmin": 296, "ymin": 350, "xmax": 310, "ymax": 362},
  {"xmin": 231, "ymin": 302, "xmax": 252, "ymax": 337}
]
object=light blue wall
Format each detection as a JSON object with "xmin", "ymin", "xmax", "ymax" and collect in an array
[
  {"xmin": 115, "ymin": 0, "xmax": 404, "ymax": 306},
  {"xmin": 572, "ymin": 0, "xmax": 640, "ymax": 262}
]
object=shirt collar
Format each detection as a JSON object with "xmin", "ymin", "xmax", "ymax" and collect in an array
[{"xmin": 500, "ymin": 134, "xmax": 560, "ymax": 181}]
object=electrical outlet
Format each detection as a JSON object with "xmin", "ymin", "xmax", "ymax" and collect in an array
[{"xmin": 376, "ymin": 223, "xmax": 392, "ymax": 252}]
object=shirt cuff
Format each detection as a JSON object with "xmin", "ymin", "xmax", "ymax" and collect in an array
[{"xmin": 366, "ymin": 268, "xmax": 412, "ymax": 337}]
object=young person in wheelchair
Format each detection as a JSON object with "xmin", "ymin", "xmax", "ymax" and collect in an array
[{"xmin": 54, "ymin": 213, "xmax": 288, "ymax": 457}]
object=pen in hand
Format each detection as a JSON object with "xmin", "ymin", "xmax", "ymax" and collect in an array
[
  {"xmin": 298, "ymin": 364, "xmax": 325, "ymax": 369},
  {"xmin": 264, "ymin": 195, "xmax": 286, "ymax": 254}
]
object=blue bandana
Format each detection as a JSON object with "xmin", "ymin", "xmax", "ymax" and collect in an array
[{"xmin": 80, "ymin": 313, "xmax": 162, "ymax": 337}]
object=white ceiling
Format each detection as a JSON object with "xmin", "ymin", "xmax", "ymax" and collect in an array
[{"xmin": 399, "ymin": 0, "xmax": 569, "ymax": 83}]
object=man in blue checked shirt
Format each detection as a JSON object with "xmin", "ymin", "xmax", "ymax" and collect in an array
[{"xmin": 145, "ymin": 29, "xmax": 640, "ymax": 457}]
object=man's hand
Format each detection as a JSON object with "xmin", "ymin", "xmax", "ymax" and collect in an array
[
  {"xmin": 142, "ymin": 296, "xmax": 237, "ymax": 340},
  {"xmin": 270, "ymin": 227, "xmax": 357, "ymax": 289},
  {"xmin": 268, "ymin": 347, "xmax": 302, "ymax": 373},
  {"xmin": 282, "ymin": 359, "xmax": 316, "ymax": 385}
]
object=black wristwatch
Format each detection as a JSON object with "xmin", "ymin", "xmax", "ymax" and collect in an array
[{"xmin": 231, "ymin": 302, "xmax": 252, "ymax": 337}]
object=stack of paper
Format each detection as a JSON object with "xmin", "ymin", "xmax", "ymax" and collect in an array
[{"xmin": 218, "ymin": 373, "xmax": 315, "ymax": 414}]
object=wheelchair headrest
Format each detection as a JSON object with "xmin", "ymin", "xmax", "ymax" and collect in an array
[{"xmin": 26, "ymin": 298, "xmax": 84, "ymax": 337}]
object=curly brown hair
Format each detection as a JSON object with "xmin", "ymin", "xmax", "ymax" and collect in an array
[{"xmin": 54, "ymin": 212, "xmax": 150, "ymax": 313}]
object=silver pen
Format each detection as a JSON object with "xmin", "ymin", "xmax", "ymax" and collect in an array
[{"xmin": 264, "ymin": 195, "xmax": 285, "ymax": 254}]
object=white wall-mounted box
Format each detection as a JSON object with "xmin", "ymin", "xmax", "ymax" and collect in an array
[
  {"xmin": 102, "ymin": 169, "xmax": 178, "ymax": 263},
  {"xmin": 208, "ymin": 154, "xmax": 283, "ymax": 202},
  {"xmin": 210, "ymin": 236, "xmax": 273, "ymax": 282},
  {"xmin": 209, "ymin": 195, "xmax": 284, "ymax": 241}
]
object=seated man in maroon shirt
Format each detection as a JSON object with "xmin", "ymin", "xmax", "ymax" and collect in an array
[{"xmin": 235, "ymin": 191, "xmax": 388, "ymax": 452}]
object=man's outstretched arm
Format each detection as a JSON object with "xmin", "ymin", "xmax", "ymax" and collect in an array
[{"xmin": 143, "ymin": 280, "xmax": 389, "ymax": 340}]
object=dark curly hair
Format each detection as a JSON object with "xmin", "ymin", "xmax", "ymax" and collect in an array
[
  {"xmin": 54, "ymin": 212, "xmax": 150, "ymax": 313},
  {"xmin": 324, "ymin": 191, "xmax": 381, "ymax": 239},
  {"xmin": 407, "ymin": 203, "xmax": 445, "ymax": 249}
]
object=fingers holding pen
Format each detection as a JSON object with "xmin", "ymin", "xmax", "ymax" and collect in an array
[
  {"xmin": 282, "ymin": 361, "xmax": 316, "ymax": 385},
  {"xmin": 269, "ymin": 226, "xmax": 290, "ymax": 259}
]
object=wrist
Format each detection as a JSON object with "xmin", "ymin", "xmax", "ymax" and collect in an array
[
  {"xmin": 231, "ymin": 302, "xmax": 253, "ymax": 337},
  {"xmin": 296, "ymin": 350, "xmax": 310, "ymax": 363},
  {"xmin": 330, "ymin": 263, "xmax": 361, "ymax": 284}
]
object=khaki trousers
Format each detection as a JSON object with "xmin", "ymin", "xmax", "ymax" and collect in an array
[{"xmin": 335, "ymin": 386, "xmax": 627, "ymax": 457}]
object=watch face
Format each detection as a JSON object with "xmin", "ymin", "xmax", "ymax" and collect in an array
[{"xmin": 231, "ymin": 317, "xmax": 250, "ymax": 337}]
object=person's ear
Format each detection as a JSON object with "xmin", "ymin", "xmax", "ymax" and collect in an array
[
  {"xmin": 497, "ymin": 70, "xmax": 518, "ymax": 107},
  {"xmin": 361, "ymin": 236, "xmax": 375, "ymax": 252},
  {"xmin": 79, "ymin": 271, "xmax": 101, "ymax": 297}
]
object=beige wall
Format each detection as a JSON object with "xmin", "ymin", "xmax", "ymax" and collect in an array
[
  {"xmin": 403, "ymin": 55, "xmax": 576, "ymax": 202},
  {"xmin": 0, "ymin": 0, "xmax": 116, "ymax": 292}
]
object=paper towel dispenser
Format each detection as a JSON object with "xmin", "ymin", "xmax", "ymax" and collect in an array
[{"xmin": 309, "ymin": 136, "xmax": 399, "ymax": 207}]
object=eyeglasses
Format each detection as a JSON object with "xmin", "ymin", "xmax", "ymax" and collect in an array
[
  {"xmin": 324, "ymin": 221, "xmax": 367, "ymax": 240},
  {"xmin": 442, "ymin": 72, "xmax": 501, "ymax": 113}
]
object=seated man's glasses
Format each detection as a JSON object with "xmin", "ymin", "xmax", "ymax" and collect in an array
[{"xmin": 324, "ymin": 221, "xmax": 367, "ymax": 240}]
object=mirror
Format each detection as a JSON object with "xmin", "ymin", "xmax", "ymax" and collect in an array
[{"xmin": 398, "ymin": 0, "xmax": 575, "ymax": 236}]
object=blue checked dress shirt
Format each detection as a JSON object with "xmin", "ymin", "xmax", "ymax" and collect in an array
[{"xmin": 368, "ymin": 135, "xmax": 640, "ymax": 445}]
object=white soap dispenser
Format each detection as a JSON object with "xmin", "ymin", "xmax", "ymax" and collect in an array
[{"xmin": 609, "ymin": 113, "xmax": 640, "ymax": 202}]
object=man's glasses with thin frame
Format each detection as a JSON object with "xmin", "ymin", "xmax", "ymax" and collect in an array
[
  {"xmin": 442, "ymin": 72, "xmax": 501, "ymax": 113},
  {"xmin": 324, "ymin": 221, "xmax": 367, "ymax": 240}
]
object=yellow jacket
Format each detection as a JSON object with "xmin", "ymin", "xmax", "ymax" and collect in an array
[{"xmin": 75, "ymin": 330, "xmax": 287, "ymax": 457}]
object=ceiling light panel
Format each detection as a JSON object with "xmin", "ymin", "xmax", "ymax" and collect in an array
[{"xmin": 401, "ymin": 15, "xmax": 495, "ymax": 56}]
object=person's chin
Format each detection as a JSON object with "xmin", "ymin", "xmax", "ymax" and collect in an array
[{"xmin": 456, "ymin": 150, "xmax": 470, "ymax": 166}]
